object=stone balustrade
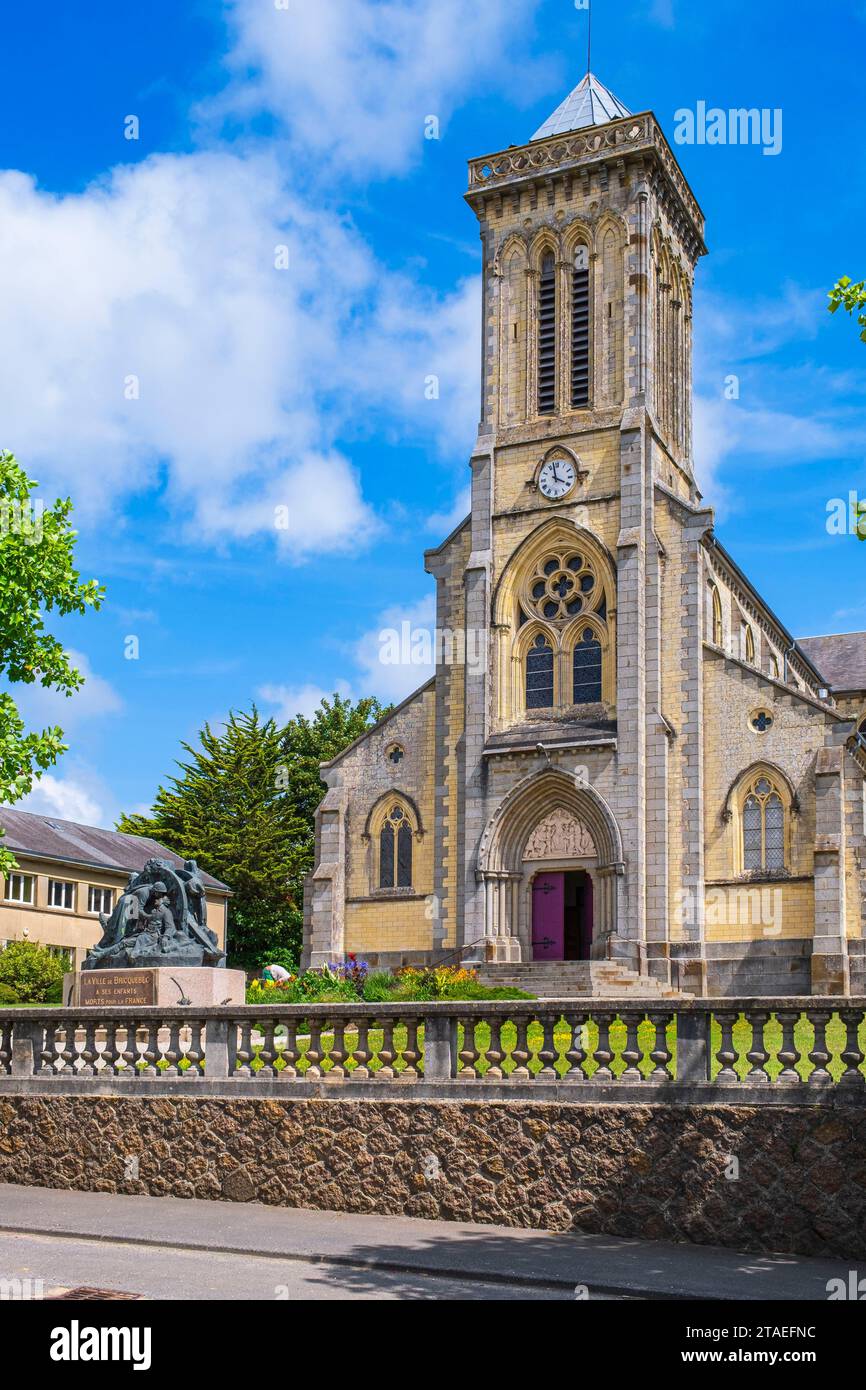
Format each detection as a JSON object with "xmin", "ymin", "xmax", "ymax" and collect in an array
[{"xmin": 1, "ymin": 998, "xmax": 865, "ymax": 1101}]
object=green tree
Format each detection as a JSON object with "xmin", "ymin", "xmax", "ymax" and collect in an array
[
  {"xmin": 0, "ymin": 451, "xmax": 104, "ymax": 873},
  {"xmin": 828, "ymin": 276, "xmax": 866, "ymax": 343},
  {"xmin": 117, "ymin": 695, "xmax": 387, "ymax": 967},
  {"xmin": 0, "ymin": 941, "xmax": 70, "ymax": 1003}
]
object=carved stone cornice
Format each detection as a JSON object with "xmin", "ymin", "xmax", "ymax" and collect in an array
[{"xmin": 466, "ymin": 112, "xmax": 706, "ymax": 263}]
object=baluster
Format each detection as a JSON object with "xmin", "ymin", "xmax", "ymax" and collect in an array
[
  {"xmin": 305, "ymin": 1018, "xmax": 324, "ymax": 1079},
  {"xmin": 0, "ymin": 1021, "xmax": 10, "ymax": 1075},
  {"xmin": 648, "ymin": 1011, "xmax": 673, "ymax": 1081},
  {"xmin": 775, "ymin": 1009, "xmax": 803, "ymax": 1085},
  {"xmin": 256, "ymin": 1019, "xmax": 275, "ymax": 1078},
  {"xmin": 100, "ymin": 1022, "xmax": 120, "ymax": 1076},
  {"xmin": 536, "ymin": 1013, "xmax": 559, "ymax": 1081},
  {"xmin": 839, "ymin": 1008, "xmax": 865, "ymax": 1085},
  {"xmin": 138, "ymin": 1022, "xmax": 159, "ymax": 1078},
  {"xmin": 509, "ymin": 1016, "xmax": 531, "ymax": 1081},
  {"xmin": 274, "ymin": 1021, "xmax": 298, "ymax": 1079},
  {"xmin": 714, "ymin": 1009, "xmax": 740, "ymax": 1083},
  {"xmin": 161, "ymin": 1020, "xmax": 183, "ymax": 1077},
  {"xmin": 484, "ymin": 1015, "xmax": 504, "ymax": 1081},
  {"xmin": 458, "ymin": 1017, "xmax": 480, "ymax": 1080},
  {"xmin": 351, "ymin": 1019, "xmax": 370, "ymax": 1080},
  {"xmin": 563, "ymin": 1013, "xmax": 588, "ymax": 1081},
  {"xmin": 400, "ymin": 1017, "xmax": 420, "ymax": 1081},
  {"xmin": 808, "ymin": 1010, "xmax": 833, "ymax": 1084},
  {"xmin": 77, "ymin": 1020, "xmax": 99, "ymax": 1076},
  {"xmin": 592, "ymin": 1012, "xmax": 615, "ymax": 1082},
  {"xmin": 114, "ymin": 1022, "xmax": 135, "ymax": 1079},
  {"xmin": 324, "ymin": 1017, "xmax": 347, "ymax": 1082},
  {"xmin": 42, "ymin": 1023, "xmax": 65, "ymax": 1075},
  {"xmin": 234, "ymin": 1021, "xmax": 254, "ymax": 1078},
  {"xmin": 183, "ymin": 1019, "xmax": 204, "ymax": 1078},
  {"xmin": 744, "ymin": 1010, "xmax": 770, "ymax": 1085},
  {"xmin": 620, "ymin": 1012, "xmax": 644, "ymax": 1083},
  {"xmin": 376, "ymin": 1019, "xmax": 395, "ymax": 1080}
]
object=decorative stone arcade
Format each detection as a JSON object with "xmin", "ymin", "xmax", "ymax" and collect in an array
[{"xmin": 476, "ymin": 770, "xmax": 626, "ymax": 963}]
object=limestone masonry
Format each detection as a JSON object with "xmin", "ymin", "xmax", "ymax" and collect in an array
[{"xmin": 303, "ymin": 74, "xmax": 866, "ymax": 998}]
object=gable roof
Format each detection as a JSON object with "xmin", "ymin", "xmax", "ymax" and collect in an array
[
  {"xmin": 532, "ymin": 72, "xmax": 632, "ymax": 142},
  {"xmin": 0, "ymin": 807, "xmax": 230, "ymax": 892},
  {"xmin": 797, "ymin": 632, "xmax": 866, "ymax": 694}
]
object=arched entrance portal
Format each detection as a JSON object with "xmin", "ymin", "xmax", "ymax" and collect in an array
[{"xmin": 477, "ymin": 770, "xmax": 625, "ymax": 963}]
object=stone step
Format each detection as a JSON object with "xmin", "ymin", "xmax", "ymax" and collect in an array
[{"xmin": 476, "ymin": 960, "xmax": 692, "ymax": 1000}]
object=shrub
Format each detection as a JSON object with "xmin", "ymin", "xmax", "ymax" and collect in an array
[
  {"xmin": 362, "ymin": 971, "xmax": 401, "ymax": 1002},
  {"xmin": 0, "ymin": 983, "xmax": 19, "ymax": 1005},
  {"xmin": 0, "ymin": 943, "xmax": 69, "ymax": 1004}
]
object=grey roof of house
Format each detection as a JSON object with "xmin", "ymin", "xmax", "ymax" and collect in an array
[
  {"xmin": 797, "ymin": 632, "xmax": 866, "ymax": 693},
  {"xmin": 0, "ymin": 807, "xmax": 230, "ymax": 892},
  {"xmin": 532, "ymin": 72, "xmax": 632, "ymax": 141}
]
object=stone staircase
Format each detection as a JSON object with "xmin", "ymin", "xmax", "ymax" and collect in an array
[{"xmin": 476, "ymin": 960, "xmax": 691, "ymax": 1000}]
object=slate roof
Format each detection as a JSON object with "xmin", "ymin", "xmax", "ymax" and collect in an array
[
  {"xmin": 532, "ymin": 72, "xmax": 632, "ymax": 141},
  {"xmin": 0, "ymin": 807, "xmax": 230, "ymax": 891},
  {"xmin": 797, "ymin": 632, "xmax": 866, "ymax": 694}
]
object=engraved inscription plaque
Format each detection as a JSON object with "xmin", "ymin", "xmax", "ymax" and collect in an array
[{"xmin": 79, "ymin": 970, "xmax": 155, "ymax": 1007}]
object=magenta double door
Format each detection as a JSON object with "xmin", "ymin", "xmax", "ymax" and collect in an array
[{"xmin": 531, "ymin": 870, "xmax": 593, "ymax": 961}]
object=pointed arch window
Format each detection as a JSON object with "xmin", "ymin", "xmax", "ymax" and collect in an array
[
  {"xmin": 526, "ymin": 633, "xmax": 554, "ymax": 709},
  {"xmin": 741, "ymin": 774, "xmax": 786, "ymax": 873},
  {"xmin": 571, "ymin": 244, "xmax": 591, "ymax": 408},
  {"xmin": 378, "ymin": 804, "xmax": 414, "ymax": 889},
  {"xmin": 537, "ymin": 253, "xmax": 556, "ymax": 415},
  {"xmin": 709, "ymin": 583, "xmax": 723, "ymax": 646},
  {"xmin": 744, "ymin": 624, "xmax": 756, "ymax": 665},
  {"xmin": 572, "ymin": 628, "xmax": 603, "ymax": 704}
]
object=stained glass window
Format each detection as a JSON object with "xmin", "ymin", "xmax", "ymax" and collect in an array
[
  {"xmin": 573, "ymin": 629, "xmax": 602, "ymax": 704},
  {"xmin": 526, "ymin": 634, "xmax": 554, "ymax": 709}
]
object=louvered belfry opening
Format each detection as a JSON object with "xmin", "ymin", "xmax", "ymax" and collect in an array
[
  {"xmin": 537, "ymin": 253, "xmax": 556, "ymax": 415},
  {"xmin": 571, "ymin": 250, "xmax": 590, "ymax": 408}
]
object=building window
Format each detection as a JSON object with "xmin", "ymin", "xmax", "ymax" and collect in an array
[
  {"xmin": 537, "ymin": 253, "xmax": 556, "ymax": 415},
  {"xmin": 571, "ymin": 245, "xmax": 591, "ymax": 408},
  {"xmin": 88, "ymin": 885, "xmax": 114, "ymax": 915},
  {"xmin": 4, "ymin": 873, "xmax": 34, "ymax": 905},
  {"xmin": 709, "ymin": 583, "xmax": 723, "ymax": 646},
  {"xmin": 742, "ymin": 774, "xmax": 786, "ymax": 873},
  {"xmin": 387, "ymin": 744, "xmax": 404, "ymax": 765},
  {"xmin": 48, "ymin": 879, "xmax": 75, "ymax": 911},
  {"xmin": 526, "ymin": 634, "xmax": 554, "ymax": 710},
  {"xmin": 743, "ymin": 624, "xmax": 755, "ymax": 664},
  {"xmin": 378, "ymin": 805, "xmax": 413, "ymax": 889},
  {"xmin": 572, "ymin": 628, "xmax": 603, "ymax": 704}
]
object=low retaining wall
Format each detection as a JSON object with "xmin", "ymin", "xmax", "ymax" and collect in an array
[{"xmin": 1, "ymin": 1093, "xmax": 863, "ymax": 1260}]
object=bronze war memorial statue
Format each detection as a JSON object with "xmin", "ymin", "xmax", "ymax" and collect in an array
[{"xmin": 83, "ymin": 858, "xmax": 226, "ymax": 971}]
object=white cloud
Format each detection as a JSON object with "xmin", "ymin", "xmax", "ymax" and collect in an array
[
  {"xmin": 258, "ymin": 679, "xmax": 354, "ymax": 722},
  {"xmin": 353, "ymin": 594, "xmax": 437, "ymax": 703},
  {"xmin": 426, "ymin": 485, "xmax": 471, "ymax": 536},
  {"xmin": 212, "ymin": 0, "xmax": 545, "ymax": 179},
  {"xmin": 0, "ymin": 152, "xmax": 481, "ymax": 557},
  {"xmin": 10, "ymin": 649, "xmax": 122, "ymax": 732},
  {"xmin": 18, "ymin": 772, "xmax": 106, "ymax": 828}
]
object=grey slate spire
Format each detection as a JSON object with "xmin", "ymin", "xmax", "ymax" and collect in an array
[{"xmin": 531, "ymin": 72, "xmax": 631, "ymax": 141}]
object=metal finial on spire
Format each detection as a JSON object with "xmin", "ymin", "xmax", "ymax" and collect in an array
[{"xmin": 587, "ymin": 0, "xmax": 592, "ymax": 77}]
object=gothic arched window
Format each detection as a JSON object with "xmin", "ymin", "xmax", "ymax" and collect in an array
[
  {"xmin": 709, "ymin": 583, "xmax": 723, "ymax": 646},
  {"xmin": 572, "ymin": 628, "xmax": 603, "ymax": 704},
  {"xmin": 537, "ymin": 253, "xmax": 556, "ymax": 415},
  {"xmin": 378, "ymin": 804, "xmax": 413, "ymax": 889},
  {"xmin": 571, "ymin": 243, "xmax": 591, "ymax": 408},
  {"xmin": 526, "ymin": 633, "xmax": 554, "ymax": 710},
  {"xmin": 741, "ymin": 773, "xmax": 786, "ymax": 873},
  {"xmin": 744, "ymin": 624, "xmax": 756, "ymax": 665}
]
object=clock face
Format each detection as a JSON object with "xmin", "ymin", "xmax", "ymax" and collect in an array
[{"xmin": 538, "ymin": 457, "xmax": 577, "ymax": 500}]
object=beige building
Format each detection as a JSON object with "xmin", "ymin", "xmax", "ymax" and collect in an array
[
  {"xmin": 304, "ymin": 74, "xmax": 866, "ymax": 997},
  {"xmin": 0, "ymin": 808, "xmax": 229, "ymax": 971}
]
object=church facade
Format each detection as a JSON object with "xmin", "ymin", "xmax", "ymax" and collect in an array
[{"xmin": 303, "ymin": 75, "xmax": 866, "ymax": 997}]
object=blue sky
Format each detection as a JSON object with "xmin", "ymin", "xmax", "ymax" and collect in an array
[{"xmin": 1, "ymin": 0, "xmax": 864, "ymax": 828}]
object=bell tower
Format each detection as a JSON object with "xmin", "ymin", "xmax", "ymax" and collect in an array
[{"xmin": 455, "ymin": 73, "xmax": 710, "ymax": 975}]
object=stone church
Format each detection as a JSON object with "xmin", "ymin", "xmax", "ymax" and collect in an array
[{"xmin": 303, "ymin": 73, "xmax": 866, "ymax": 997}]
